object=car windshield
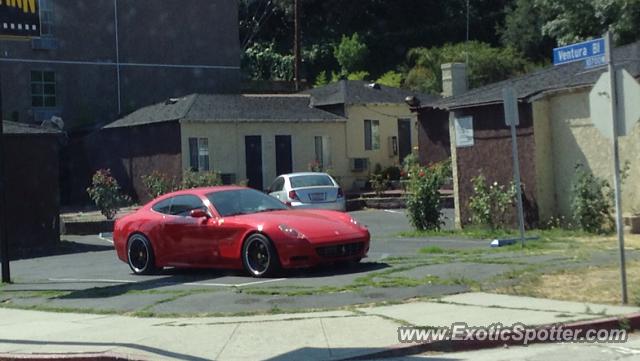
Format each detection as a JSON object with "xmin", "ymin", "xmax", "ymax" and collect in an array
[
  {"xmin": 289, "ymin": 174, "xmax": 334, "ymax": 188},
  {"xmin": 207, "ymin": 189, "xmax": 287, "ymax": 217}
]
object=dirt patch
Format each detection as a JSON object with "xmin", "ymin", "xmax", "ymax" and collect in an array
[{"xmin": 498, "ymin": 261, "xmax": 640, "ymax": 306}]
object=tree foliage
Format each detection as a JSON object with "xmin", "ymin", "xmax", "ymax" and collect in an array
[
  {"xmin": 242, "ymin": 42, "xmax": 294, "ymax": 81},
  {"xmin": 502, "ymin": 0, "xmax": 640, "ymax": 57},
  {"xmin": 334, "ymin": 33, "xmax": 368, "ymax": 75},
  {"xmin": 404, "ymin": 42, "xmax": 535, "ymax": 94}
]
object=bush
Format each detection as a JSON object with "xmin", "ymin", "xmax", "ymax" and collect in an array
[
  {"xmin": 86, "ymin": 169, "xmax": 131, "ymax": 220},
  {"xmin": 181, "ymin": 170, "xmax": 223, "ymax": 189},
  {"xmin": 468, "ymin": 174, "xmax": 516, "ymax": 230},
  {"xmin": 570, "ymin": 165, "xmax": 614, "ymax": 234},
  {"xmin": 383, "ymin": 166, "xmax": 402, "ymax": 181},
  {"xmin": 405, "ymin": 161, "xmax": 447, "ymax": 231},
  {"xmin": 141, "ymin": 171, "xmax": 177, "ymax": 198}
]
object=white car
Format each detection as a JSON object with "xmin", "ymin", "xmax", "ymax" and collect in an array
[{"xmin": 267, "ymin": 172, "xmax": 346, "ymax": 211}]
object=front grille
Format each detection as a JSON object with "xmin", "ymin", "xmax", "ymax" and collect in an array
[{"xmin": 316, "ymin": 242, "xmax": 364, "ymax": 258}]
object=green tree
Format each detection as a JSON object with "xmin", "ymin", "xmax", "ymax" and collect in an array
[
  {"xmin": 334, "ymin": 33, "xmax": 368, "ymax": 75},
  {"xmin": 404, "ymin": 42, "xmax": 535, "ymax": 95},
  {"xmin": 376, "ymin": 71, "xmax": 403, "ymax": 87},
  {"xmin": 242, "ymin": 42, "xmax": 294, "ymax": 80},
  {"xmin": 500, "ymin": 0, "xmax": 553, "ymax": 60}
]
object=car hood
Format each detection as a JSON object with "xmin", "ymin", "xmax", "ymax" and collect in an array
[{"xmin": 233, "ymin": 209, "xmax": 364, "ymax": 241}]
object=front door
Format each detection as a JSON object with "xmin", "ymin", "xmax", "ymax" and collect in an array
[
  {"xmin": 275, "ymin": 135, "xmax": 293, "ymax": 176},
  {"xmin": 397, "ymin": 119, "xmax": 412, "ymax": 163},
  {"xmin": 245, "ymin": 135, "xmax": 263, "ymax": 190}
]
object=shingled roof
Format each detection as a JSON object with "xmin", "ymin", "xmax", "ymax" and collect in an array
[
  {"xmin": 104, "ymin": 94, "xmax": 345, "ymax": 129},
  {"xmin": 2, "ymin": 121, "xmax": 61, "ymax": 135},
  {"xmin": 305, "ymin": 80, "xmax": 438, "ymax": 107},
  {"xmin": 430, "ymin": 41, "xmax": 640, "ymax": 110}
]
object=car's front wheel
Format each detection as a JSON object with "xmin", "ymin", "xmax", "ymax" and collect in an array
[
  {"xmin": 242, "ymin": 233, "xmax": 279, "ymax": 277},
  {"xmin": 127, "ymin": 234, "xmax": 157, "ymax": 275}
]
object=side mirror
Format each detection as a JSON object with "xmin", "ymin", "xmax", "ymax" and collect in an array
[{"xmin": 190, "ymin": 209, "xmax": 210, "ymax": 218}]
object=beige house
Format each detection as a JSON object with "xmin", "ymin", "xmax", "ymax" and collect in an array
[
  {"xmin": 306, "ymin": 80, "xmax": 437, "ymax": 184},
  {"xmin": 418, "ymin": 41, "xmax": 640, "ymax": 227},
  {"xmin": 102, "ymin": 83, "xmax": 435, "ymax": 201}
]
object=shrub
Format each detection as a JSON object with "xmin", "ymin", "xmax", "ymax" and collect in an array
[
  {"xmin": 570, "ymin": 165, "xmax": 614, "ymax": 234},
  {"xmin": 86, "ymin": 169, "xmax": 131, "ymax": 220},
  {"xmin": 383, "ymin": 166, "xmax": 402, "ymax": 181},
  {"xmin": 141, "ymin": 171, "xmax": 177, "ymax": 198},
  {"xmin": 181, "ymin": 170, "xmax": 223, "ymax": 189},
  {"xmin": 369, "ymin": 173, "xmax": 389, "ymax": 196},
  {"xmin": 405, "ymin": 161, "xmax": 447, "ymax": 231},
  {"xmin": 468, "ymin": 174, "xmax": 516, "ymax": 230}
]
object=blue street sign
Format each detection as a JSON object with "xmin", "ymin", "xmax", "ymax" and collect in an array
[
  {"xmin": 585, "ymin": 55, "xmax": 606, "ymax": 69},
  {"xmin": 553, "ymin": 38, "xmax": 606, "ymax": 66}
]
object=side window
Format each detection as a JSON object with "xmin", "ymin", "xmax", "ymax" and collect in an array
[
  {"xmin": 152, "ymin": 198, "xmax": 173, "ymax": 214},
  {"xmin": 169, "ymin": 195, "xmax": 205, "ymax": 216},
  {"xmin": 270, "ymin": 177, "xmax": 284, "ymax": 192}
]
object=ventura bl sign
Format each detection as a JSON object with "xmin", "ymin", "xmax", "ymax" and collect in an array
[{"xmin": 553, "ymin": 38, "xmax": 605, "ymax": 66}]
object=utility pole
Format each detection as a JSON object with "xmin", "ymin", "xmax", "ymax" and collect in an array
[
  {"xmin": 0, "ymin": 72, "xmax": 10, "ymax": 283},
  {"xmin": 293, "ymin": 0, "xmax": 301, "ymax": 91}
]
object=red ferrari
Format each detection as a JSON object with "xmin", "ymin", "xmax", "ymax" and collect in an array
[{"xmin": 114, "ymin": 186, "xmax": 370, "ymax": 277}]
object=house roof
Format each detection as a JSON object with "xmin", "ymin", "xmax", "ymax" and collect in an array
[
  {"xmin": 304, "ymin": 80, "xmax": 438, "ymax": 107},
  {"xmin": 2, "ymin": 121, "xmax": 62, "ymax": 135},
  {"xmin": 429, "ymin": 41, "xmax": 640, "ymax": 110},
  {"xmin": 104, "ymin": 94, "xmax": 345, "ymax": 129}
]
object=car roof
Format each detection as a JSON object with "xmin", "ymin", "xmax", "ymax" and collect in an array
[{"xmin": 280, "ymin": 172, "xmax": 331, "ymax": 178}]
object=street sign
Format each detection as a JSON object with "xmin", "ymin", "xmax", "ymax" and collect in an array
[
  {"xmin": 0, "ymin": 0, "xmax": 40, "ymax": 38},
  {"xmin": 553, "ymin": 38, "xmax": 605, "ymax": 66},
  {"xmin": 502, "ymin": 85, "xmax": 526, "ymax": 248},
  {"xmin": 454, "ymin": 116, "xmax": 474, "ymax": 147},
  {"xmin": 590, "ymin": 69, "xmax": 640, "ymax": 138},
  {"xmin": 502, "ymin": 86, "xmax": 519, "ymax": 126}
]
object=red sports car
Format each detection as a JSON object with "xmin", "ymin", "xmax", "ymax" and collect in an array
[{"xmin": 114, "ymin": 186, "xmax": 370, "ymax": 277}]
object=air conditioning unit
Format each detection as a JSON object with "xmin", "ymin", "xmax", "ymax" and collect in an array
[
  {"xmin": 388, "ymin": 136, "xmax": 398, "ymax": 157},
  {"xmin": 350, "ymin": 158, "xmax": 369, "ymax": 172}
]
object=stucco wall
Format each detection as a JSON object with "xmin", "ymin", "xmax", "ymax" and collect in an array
[
  {"xmin": 543, "ymin": 90, "xmax": 640, "ymax": 216},
  {"xmin": 345, "ymin": 103, "xmax": 419, "ymax": 171},
  {"xmin": 180, "ymin": 121, "xmax": 351, "ymax": 191},
  {"xmin": 532, "ymin": 100, "xmax": 556, "ymax": 221}
]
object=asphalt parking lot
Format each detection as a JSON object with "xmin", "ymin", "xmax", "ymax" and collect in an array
[{"xmin": 0, "ymin": 208, "xmax": 524, "ymax": 315}]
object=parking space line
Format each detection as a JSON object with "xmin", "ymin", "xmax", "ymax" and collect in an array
[
  {"xmin": 49, "ymin": 278, "xmax": 137, "ymax": 284},
  {"xmin": 98, "ymin": 232, "xmax": 114, "ymax": 244},
  {"xmin": 382, "ymin": 209, "xmax": 403, "ymax": 214},
  {"xmin": 47, "ymin": 277, "xmax": 287, "ymax": 287},
  {"xmin": 185, "ymin": 278, "xmax": 286, "ymax": 288}
]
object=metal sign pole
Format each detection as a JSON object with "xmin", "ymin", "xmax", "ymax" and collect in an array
[
  {"xmin": 605, "ymin": 31, "xmax": 628, "ymax": 304},
  {"xmin": 503, "ymin": 86, "xmax": 526, "ymax": 248}
]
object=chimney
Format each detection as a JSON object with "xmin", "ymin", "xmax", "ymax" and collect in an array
[{"xmin": 441, "ymin": 63, "xmax": 468, "ymax": 97}]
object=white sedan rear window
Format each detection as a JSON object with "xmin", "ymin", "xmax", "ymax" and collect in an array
[{"xmin": 290, "ymin": 175, "xmax": 334, "ymax": 188}]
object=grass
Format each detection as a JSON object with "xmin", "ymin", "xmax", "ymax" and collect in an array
[
  {"xmin": 401, "ymin": 226, "xmax": 590, "ymax": 241},
  {"xmin": 496, "ymin": 261, "xmax": 640, "ymax": 306}
]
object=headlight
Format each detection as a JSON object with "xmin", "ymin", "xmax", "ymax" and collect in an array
[{"xmin": 278, "ymin": 224, "xmax": 306, "ymax": 239}]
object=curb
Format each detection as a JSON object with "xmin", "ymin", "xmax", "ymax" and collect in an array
[
  {"xmin": 0, "ymin": 352, "xmax": 145, "ymax": 361},
  {"xmin": 340, "ymin": 312, "xmax": 640, "ymax": 360},
  {"xmin": 61, "ymin": 220, "xmax": 114, "ymax": 235}
]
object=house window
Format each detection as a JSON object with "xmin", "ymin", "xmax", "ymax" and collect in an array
[
  {"xmin": 31, "ymin": 70, "xmax": 56, "ymax": 107},
  {"xmin": 364, "ymin": 119, "xmax": 380, "ymax": 150},
  {"xmin": 188, "ymin": 137, "xmax": 210, "ymax": 171},
  {"xmin": 314, "ymin": 136, "xmax": 331, "ymax": 169},
  {"xmin": 39, "ymin": 0, "xmax": 54, "ymax": 36}
]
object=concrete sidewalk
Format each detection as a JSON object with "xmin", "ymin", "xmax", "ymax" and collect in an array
[{"xmin": 0, "ymin": 292, "xmax": 637, "ymax": 360}]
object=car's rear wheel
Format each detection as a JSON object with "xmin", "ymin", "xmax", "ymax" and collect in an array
[
  {"xmin": 127, "ymin": 234, "xmax": 157, "ymax": 275},
  {"xmin": 242, "ymin": 233, "xmax": 279, "ymax": 277}
]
